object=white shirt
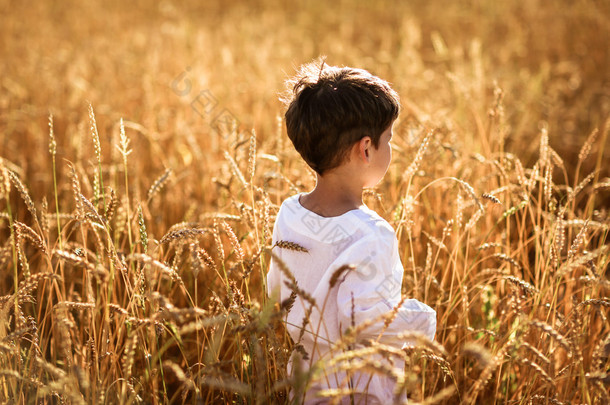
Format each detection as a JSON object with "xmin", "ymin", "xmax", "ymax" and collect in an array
[{"xmin": 267, "ymin": 194, "xmax": 436, "ymax": 404}]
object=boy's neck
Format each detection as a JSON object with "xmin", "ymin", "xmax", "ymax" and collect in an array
[{"xmin": 299, "ymin": 170, "xmax": 365, "ymax": 217}]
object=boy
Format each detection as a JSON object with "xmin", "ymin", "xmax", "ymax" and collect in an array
[{"xmin": 267, "ymin": 60, "xmax": 436, "ymax": 404}]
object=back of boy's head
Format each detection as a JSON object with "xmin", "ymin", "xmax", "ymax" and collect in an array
[{"xmin": 284, "ymin": 59, "xmax": 400, "ymax": 175}]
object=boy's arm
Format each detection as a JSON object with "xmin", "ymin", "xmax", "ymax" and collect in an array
[
  {"xmin": 266, "ymin": 258, "xmax": 280, "ymax": 299},
  {"xmin": 333, "ymin": 234, "xmax": 436, "ymax": 344}
]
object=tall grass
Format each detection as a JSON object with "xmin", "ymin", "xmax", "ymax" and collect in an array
[{"xmin": 0, "ymin": 0, "xmax": 608, "ymax": 403}]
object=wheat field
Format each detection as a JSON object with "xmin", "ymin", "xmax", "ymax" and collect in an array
[{"xmin": 0, "ymin": 0, "xmax": 609, "ymax": 403}]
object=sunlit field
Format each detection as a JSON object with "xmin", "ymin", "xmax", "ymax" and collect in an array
[{"xmin": 0, "ymin": 0, "xmax": 609, "ymax": 403}]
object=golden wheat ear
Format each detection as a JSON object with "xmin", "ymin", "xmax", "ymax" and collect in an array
[{"xmin": 273, "ymin": 240, "xmax": 309, "ymax": 253}]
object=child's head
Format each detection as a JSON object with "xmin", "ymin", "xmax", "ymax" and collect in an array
[{"xmin": 284, "ymin": 59, "xmax": 400, "ymax": 176}]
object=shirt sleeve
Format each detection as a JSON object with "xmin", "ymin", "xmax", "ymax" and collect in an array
[{"xmin": 334, "ymin": 233, "xmax": 436, "ymax": 344}]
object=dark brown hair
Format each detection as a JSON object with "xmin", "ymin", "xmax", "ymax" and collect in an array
[{"xmin": 283, "ymin": 59, "xmax": 400, "ymax": 175}]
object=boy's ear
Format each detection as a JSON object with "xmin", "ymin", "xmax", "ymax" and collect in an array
[{"xmin": 357, "ymin": 137, "xmax": 372, "ymax": 163}]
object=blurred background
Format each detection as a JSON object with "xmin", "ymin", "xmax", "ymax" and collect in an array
[{"xmin": 1, "ymin": 0, "xmax": 608, "ymax": 185}]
